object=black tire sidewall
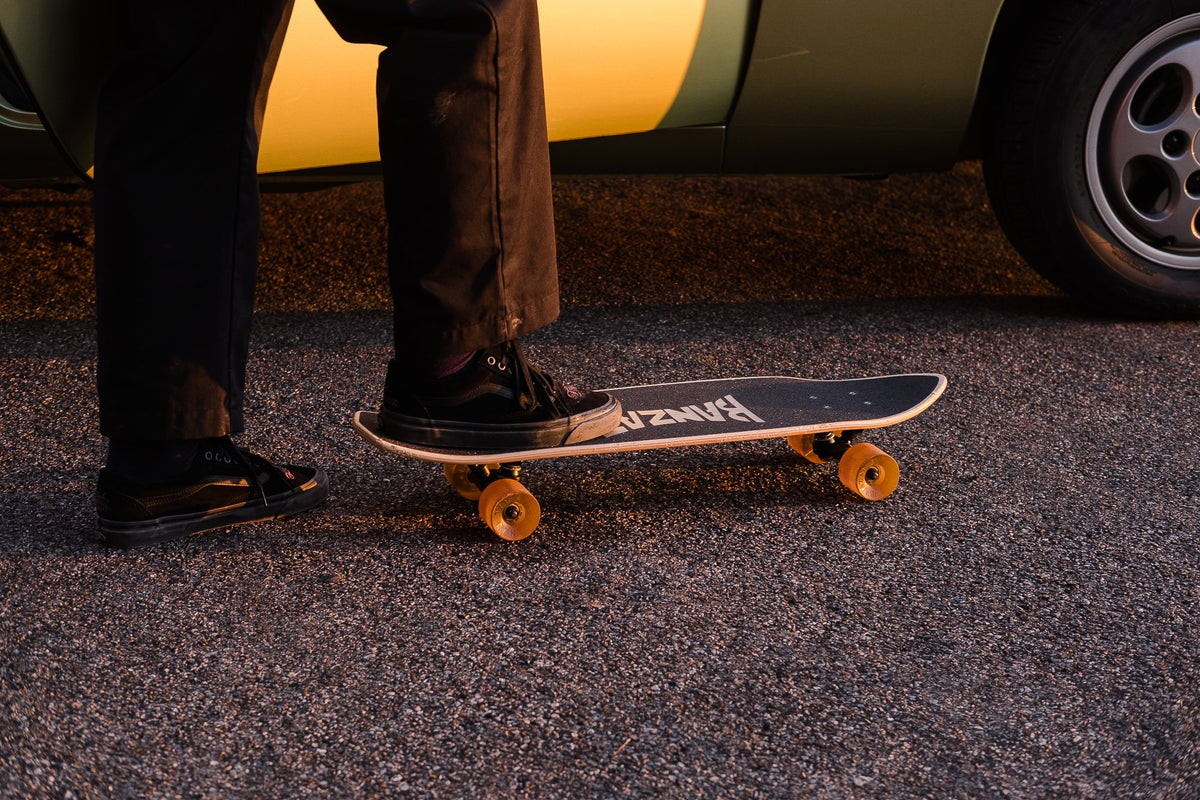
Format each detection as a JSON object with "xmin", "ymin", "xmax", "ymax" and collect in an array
[{"xmin": 985, "ymin": 0, "xmax": 1200, "ymax": 316}]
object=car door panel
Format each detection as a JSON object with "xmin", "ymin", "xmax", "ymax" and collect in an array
[{"xmin": 725, "ymin": 0, "xmax": 1005, "ymax": 173}]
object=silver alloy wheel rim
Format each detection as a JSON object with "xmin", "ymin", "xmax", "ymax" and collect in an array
[{"xmin": 1087, "ymin": 14, "xmax": 1200, "ymax": 271}]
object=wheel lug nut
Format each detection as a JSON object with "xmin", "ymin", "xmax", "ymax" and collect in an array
[{"xmin": 1163, "ymin": 130, "xmax": 1191, "ymax": 158}]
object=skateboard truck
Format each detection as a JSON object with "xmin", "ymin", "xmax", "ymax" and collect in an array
[
  {"xmin": 443, "ymin": 463, "xmax": 542, "ymax": 541},
  {"xmin": 788, "ymin": 429, "xmax": 862, "ymax": 463},
  {"xmin": 786, "ymin": 430, "xmax": 902, "ymax": 503}
]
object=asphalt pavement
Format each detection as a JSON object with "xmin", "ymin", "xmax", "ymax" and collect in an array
[{"xmin": 1, "ymin": 163, "xmax": 1197, "ymax": 798}]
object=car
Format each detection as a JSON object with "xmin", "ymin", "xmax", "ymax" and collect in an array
[{"xmin": 2, "ymin": 0, "xmax": 1199, "ymax": 317}]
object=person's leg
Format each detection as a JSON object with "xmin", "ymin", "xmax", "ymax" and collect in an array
[
  {"xmin": 319, "ymin": 0, "xmax": 558, "ymax": 356},
  {"xmin": 318, "ymin": 0, "xmax": 621, "ymax": 448},
  {"xmin": 93, "ymin": 0, "xmax": 328, "ymax": 546},
  {"xmin": 93, "ymin": 0, "xmax": 291, "ymax": 440},
  {"xmin": 380, "ymin": 0, "xmax": 560, "ymax": 358}
]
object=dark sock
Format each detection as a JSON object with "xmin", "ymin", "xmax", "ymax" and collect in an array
[
  {"xmin": 105, "ymin": 439, "xmax": 201, "ymax": 484},
  {"xmin": 430, "ymin": 351, "xmax": 477, "ymax": 379},
  {"xmin": 393, "ymin": 350, "xmax": 478, "ymax": 380}
]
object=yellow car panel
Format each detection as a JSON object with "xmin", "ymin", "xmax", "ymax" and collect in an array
[
  {"xmin": 257, "ymin": 0, "xmax": 381, "ymax": 174},
  {"xmin": 539, "ymin": 0, "xmax": 705, "ymax": 142},
  {"xmin": 259, "ymin": 0, "xmax": 707, "ymax": 174}
]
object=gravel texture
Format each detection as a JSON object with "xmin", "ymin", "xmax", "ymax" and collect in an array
[{"xmin": 1, "ymin": 164, "xmax": 1197, "ymax": 798}]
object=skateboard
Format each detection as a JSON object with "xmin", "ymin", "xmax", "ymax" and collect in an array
[{"xmin": 354, "ymin": 373, "xmax": 947, "ymax": 541}]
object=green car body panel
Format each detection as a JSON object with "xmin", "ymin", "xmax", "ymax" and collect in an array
[
  {"xmin": 0, "ymin": 0, "xmax": 110, "ymax": 180},
  {"xmin": 657, "ymin": 0, "xmax": 757, "ymax": 131},
  {"xmin": 725, "ymin": 0, "xmax": 1008, "ymax": 173}
]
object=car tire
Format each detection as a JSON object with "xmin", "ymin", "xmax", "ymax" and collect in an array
[{"xmin": 982, "ymin": 0, "xmax": 1200, "ymax": 317}]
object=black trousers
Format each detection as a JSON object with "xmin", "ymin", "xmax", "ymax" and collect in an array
[{"xmin": 93, "ymin": 0, "xmax": 559, "ymax": 440}]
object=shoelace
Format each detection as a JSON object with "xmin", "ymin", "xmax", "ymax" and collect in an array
[
  {"xmin": 502, "ymin": 340, "xmax": 570, "ymax": 416},
  {"xmin": 225, "ymin": 441, "xmax": 271, "ymax": 507}
]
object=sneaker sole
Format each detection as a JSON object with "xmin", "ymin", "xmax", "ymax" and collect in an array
[
  {"xmin": 380, "ymin": 396, "xmax": 623, "ymax": 450},
  {"xmin": 98, "ymin": 470, "xmax": 330, "ymax": 548}
]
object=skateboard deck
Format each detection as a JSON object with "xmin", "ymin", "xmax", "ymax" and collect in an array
[{"xmin": 354, "ymin": 373, "xmax": 947, "ymax": 540}]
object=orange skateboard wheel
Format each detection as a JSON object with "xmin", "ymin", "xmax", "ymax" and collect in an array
[
  {"xmin": 837, "ymin": 442, "xmax": 900, "ymax": 501},
  {"xmin": 478, "ymin": 478, "xmax": 541, "ymax": 541}
]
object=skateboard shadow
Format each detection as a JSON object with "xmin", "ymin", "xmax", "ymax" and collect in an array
[
  {"xmin": 504, "ymin": 447, "xmax": 852, "ymax": 515},
  {"xmin": 309, "ymin": 448, "xmax": 857, "ymax": 546}
]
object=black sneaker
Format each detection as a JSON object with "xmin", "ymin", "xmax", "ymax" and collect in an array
[
  {"xmin": 380, "ymin": 340, "xmax": 622, "ymax": 450},
  {"xmin": 97, "ymin": 438, "xmax": 329, "ymax": 548}
]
